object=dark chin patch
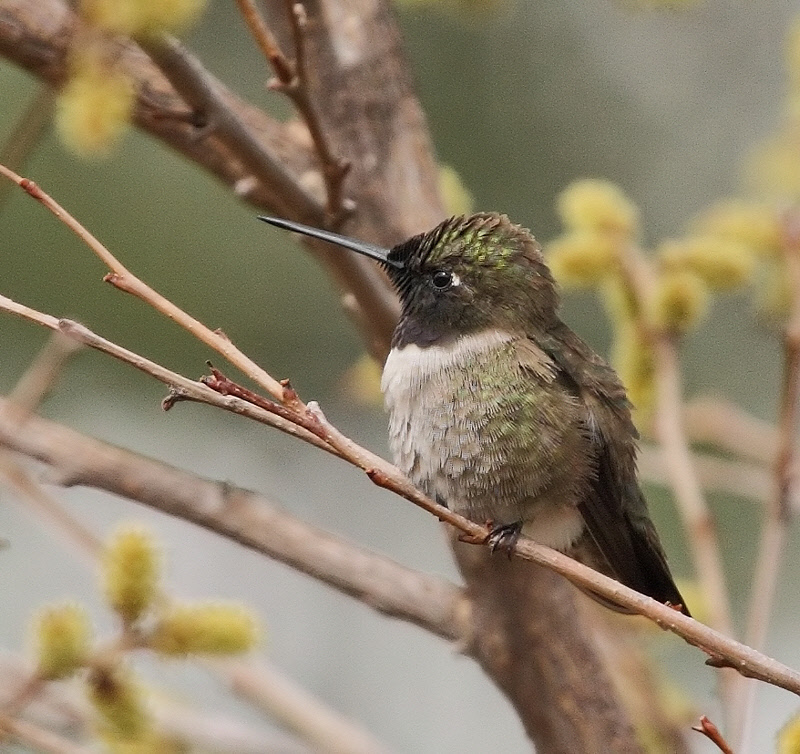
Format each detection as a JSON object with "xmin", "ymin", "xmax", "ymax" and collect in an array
[{"xmin": 392, "ymin": 315, "xmax": 457, "ymax": 349}]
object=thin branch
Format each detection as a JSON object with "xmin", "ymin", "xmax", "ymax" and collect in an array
[
  {"xmin": 234, "ymin": 0, "xmax": 294, "ymax": 82},
  {"xmin": 637, "ymin": 444, "xmax": 785, "ymax": 511},
  {"xmin": 0, "ymin": 294, "xmax": 340, "ymax": 456},
  {"xmin": 138, "ymin": 33, "xmax": 326, "ymax": 226},
  {"xmin": 7, "ymin": 332, "xmax": 82, "ymax": 418},
  {"xmin": 0, "ymin": 714, "xmax": 93, "ymax": 754},
  {"xmin": 1, "ymin": 352, "xmax": 800, "ymax": 698},
  {"xmin": 618, "ymin": 243, "xmax": 736, "ymax": 712},
  {"xmin": 0, "ymin": 162, "xmax": 286, "ymax": 400},
  {"xmin": 235, "ymin": 0, "xmax": 351, "ymax": 222},
  {"xmin": 684, "ymin": 397, "xmax": 777, "ymax": 466},
  {"xmin": 217, "ymin": 659, "xmax": 391, "ymax": 754},
  {"xmin": 736, "ymin": 215, "xmax": 800, "ymax": 751},
  {"xmin": 0, "ymin": 84, "xmax": 53, "ymax": 212}
]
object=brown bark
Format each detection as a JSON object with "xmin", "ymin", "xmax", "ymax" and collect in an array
[{"xmin": 0, "ymin": 1, "xmax": 676, "ymax": 750}]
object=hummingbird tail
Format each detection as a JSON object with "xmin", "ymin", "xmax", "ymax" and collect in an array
[{"xmin": 568, "ymin": 533, "xmax": 691, "ymax": 616}]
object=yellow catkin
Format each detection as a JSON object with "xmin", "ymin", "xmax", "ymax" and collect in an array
[
  {"xmin": 438, "ymin": 164, "xmax": 474, "ymax": 217},
  {"xmin": 151, "ymin": 603, "xmax": 259, "ymax": 656},
  {"xmin": 56, "ymin": 49, "xmax": 134, "ymax": 156},
  {"xmin": 556, "ymin": 179, "xmax": 639, "ymax": 236},
  {"xmin": 88, "ymin": 667, "xmax": 149, "ymax": 741},
  {"xmin": 648, "ymin": 269, "xmax": 709, "ymax": 334},
  {"xmin": 659, "ymin": 236, "xmax": 756, "ymax": 291},
  {"xmin": 81, "ymin": 0, "xmax": 206, "ymax": 36},
  {"xmin": 779, "ymin": 712, "xmax": 800, "ymax": 754},
  {"xmin": 102, "ymin": 526, "xmax": 160, "ymax": 624},
  {"xmin": 547, "ymin": 231, "xmax": 618, "ymax": 288},
  {"xmin": 35, "ymin": 603, "xmax": 91, "ymax": 680},
  {"xmin": 693, "ymin": 200, "xmax": 782, "ymax": 258}
]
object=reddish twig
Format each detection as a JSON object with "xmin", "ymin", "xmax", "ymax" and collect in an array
[
  {"xmin": 736, "ymin": 211, "xmax": 800, "ymax": 750},
  {"xmin": 692, "ymin": 716, "xmax": 734, "ymax": 754},
  {"xmin": 3, "ymin": 292, "xmax": 800, "ymax": 696}
]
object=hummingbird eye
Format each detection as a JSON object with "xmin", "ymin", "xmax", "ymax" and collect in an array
[{"xmin": 431, "ymin": 270, "xmax": 455, "ymax": 290}]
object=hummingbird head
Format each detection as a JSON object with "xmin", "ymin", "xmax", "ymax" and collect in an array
[{"xmin": 260, "ymin": 213, "xmax": 559, "ymax": 347}]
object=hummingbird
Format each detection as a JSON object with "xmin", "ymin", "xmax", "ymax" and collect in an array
[{"xmin": 261, "ymin": 212, "xmax": 689, "ymax": 615}]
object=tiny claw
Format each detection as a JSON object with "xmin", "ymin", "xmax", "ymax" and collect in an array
[{"xmin": 487, "ymin": 521, "xmax": 522, "ymax": 559}]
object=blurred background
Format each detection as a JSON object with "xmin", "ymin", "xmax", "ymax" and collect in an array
[{"xmin": 1, "ymin": 0, "xmax": 799, "ymax": 751}]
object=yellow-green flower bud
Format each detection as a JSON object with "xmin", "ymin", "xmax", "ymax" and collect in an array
[
  {"xmin": 151, "ymin": 603, "xmax": 259, "ymax": 656},
  {"xmin": 88, "ymin": 666, "xmax": 149, "ymax": 740},
  {"xmin": 659, "ymin": 236, "xmax": 756, "ymax": 291},
  {"xmin": 648, "ymin": 269, "xmax": 709, "ymax": 334},
  {"xmin": 547, "ymin": 231, "xmax": 618, "ymax": 288},
  {"xmin": 35, "ymin": 603, "xmax": 91, "ymax": 679},
  {"xmin": 779, "ymin": 711, "xmax": 800, "ymax": 754},
  {"xmin": 557, "ymin": 179, "xmax": 638, "ymax": 236},
  {"xmin": 56, "ymin": 48, "xmax": 134, "ymax": 157},
  {"xmin": 102, "ymin": 526, "xmax": 159, "ymax": 624},
  {"xmin": 693, "ymin": 201, "xmax": 782, "ymax": 258}
]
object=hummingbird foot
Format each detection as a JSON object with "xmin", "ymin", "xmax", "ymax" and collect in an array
[{"xmin": 486, "ymin": 521, "xmax": 522, "ymax": 559}]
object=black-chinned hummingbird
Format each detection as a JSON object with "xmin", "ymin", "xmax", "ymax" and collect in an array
[{"xmin": 261, "ymin": 213, "xmax": 689, "ymax": 615}]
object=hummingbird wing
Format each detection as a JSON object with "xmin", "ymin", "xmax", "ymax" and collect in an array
[{"xmin": 531, "ymin": 323, "xmax": 690, "ymax": 615}]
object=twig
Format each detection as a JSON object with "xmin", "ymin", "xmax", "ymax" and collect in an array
[
  {"xmin": 0, "ymin": 457, "xmax": 101, "ymax": 567},
  {"xmin": 692, "ymin": 716, "xmax": 734, "ymax": 754},
  {"xmin": 618, "ymin": 243, "xmax": 736, "ymax": 711},
  {"xmin": 137, "ymin": 33, "xmax": 326, "ymax": 226},
  {"xmin": 637, "ymin": 444, "xmax": 792, "ymax": 512},
  {"xmin": 0, "ymin": 295, "xmax": 339, "ymax": 457},
  {"xmin": 0, "ymin": 84, "xmax": 53, "ymax": 212},
  {"xmin": 0, "ymin": 714, "xmax": 93, "ymax": 754},
  {"xmin": 218, "ymin": 659, "xmax": 391, "ymax": 754},
  {"xmin": 0, "ymin": 162, "xmax": 286, "ymax": 401},
  {"xmin": 735, "ymin": 214, "xmax": 800, "ymax": 751},
  {"xmin": 234, "ymin": 0, "xmax": 351, "ymax": 222},
  {"xmin": 684, "ymin": 397, "xmax": 777, "ymax": 466},
  {"xmin": 7, "ymin": 332, "xmax": 82, "ymax": 419}
]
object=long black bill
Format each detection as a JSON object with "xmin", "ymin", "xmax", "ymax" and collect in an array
[{"xmin": 258, "ymin": 216, "xmax": 403, "ymax": 270}]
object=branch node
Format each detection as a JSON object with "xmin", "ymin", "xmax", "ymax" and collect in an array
[{"xmin": 162, "ymin": 387, "xmax": 189, "ymax": 411}]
